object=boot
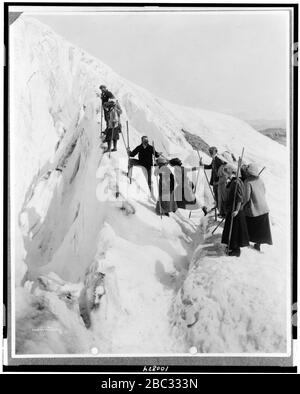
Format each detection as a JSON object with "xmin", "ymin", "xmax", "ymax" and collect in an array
[
  {"xmin": 111, "ymin": 140, "xmax": 117, "ymax": 152},
  {"xmin": 227, "ymin": 247, "xmax": 241, "ymax": 257},
  {"xmin": 104, "ymin": 140, "xmax": 112, "ymax": 153},
  {"xmin": 202, "ymin": 206, "xmax": 208, "ymax": 216},
  {"xmin": 254, "ymin": 243, "xmax": 261, "ymax": 252}
]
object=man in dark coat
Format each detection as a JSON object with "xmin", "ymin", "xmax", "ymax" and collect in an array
[
  {"xmin": 127, "ymin": 136, "xmax": 160, "ymax": 192},
  {"xmin": 99, "ymin": 85, "xmax": 115, "ymax": 127},
  {"xmin": 200, "ymin": 146, "xmax": 226, "ymax": 209}
]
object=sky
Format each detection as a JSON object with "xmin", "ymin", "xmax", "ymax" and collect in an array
[{"xmin": 33, "ymin": 10, "xmax": 289, "ymax": 122}]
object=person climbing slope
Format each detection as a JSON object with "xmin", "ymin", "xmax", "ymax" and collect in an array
[
  {"xmin": 200, "ymin": 146, "xmax": 227, "ymax": 212},
  {"xmin": 168, "ymin": 157, "xmax": 208, "ymax": 215},
  {"xmin": 221, "ymin": 163, "xmax": 249, "ymax": 257},
  {"xmin": 98, "ymin": 85, "xmax": 115, "ymax": 128},
  {"xmin": 127, "ymin": 136, "xmax": 160, "ymax": 192},
  {"xmin": 154, "ymin": 157, "xmax": 177, "ymax": 217},
  {"xmin": 243, "ymin": 163, "xmax": 273, "ymax": 252},
  {"xmin": 103, "ymin": 100, "xmax": 122, "ymax": 153}
]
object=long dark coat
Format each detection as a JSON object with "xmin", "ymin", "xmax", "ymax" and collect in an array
[
  {"xmin": 221, "ymin": 177, "xmax": 249, "ymax": 249},
  {"xmin": 155, "ymin": 165, "xmax": 177, "ymax": 215}
]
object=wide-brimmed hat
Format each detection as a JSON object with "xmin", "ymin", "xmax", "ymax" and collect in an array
[
  {"xmin": 246, "ymin": 163, "xmax": 260, "ymax": 177},
  {"xmin": 169, "ymin": 158, "xmax": 182, "ymax": 166},
  {"xmin": 156, "ymin": 156, "xmax": 168, "ymax": 165},
  {"xmin": 223, "ymin": 163, "xmax": 237, "ymax": 175}
]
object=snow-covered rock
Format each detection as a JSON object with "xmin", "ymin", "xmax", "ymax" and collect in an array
[{"xmin": 10, "ymin": 15, "xmax": 289, "ymax": 355}]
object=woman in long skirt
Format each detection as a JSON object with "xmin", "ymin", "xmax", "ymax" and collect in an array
[
  {"xmin": 154, "ymin": 157, "xmax": 177, "ymax": 216},
  {"xmin": 243, "ymin": 163, "xmax": 272, "ymax": 251},
  {"xmin": 221, "ymin": 164, "xmax": 249, "ymax": 257}
]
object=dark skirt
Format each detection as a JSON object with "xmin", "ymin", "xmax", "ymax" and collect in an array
[
  {"xmin": 221, "ymin": 210, "xmax": 250, "ymax": 250},
  {"xmin": 104, "ymin": 125, "xmax": 120, "ymax": 142},
  {"xmin": 246, "ymin": 213, "xmax": 273, "ymax": 245},
  {"xmin": 156, "ymin": 193, "xmax": 177, "ymax": 215}
]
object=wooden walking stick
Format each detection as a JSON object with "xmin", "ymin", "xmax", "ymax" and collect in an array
[
  {"xmin": 126, "ymin": 121, "xmax": 129, "ymax": 148},
  {"xmin": 120, "ymin": 127, "xmax": 127, "ymax": 151},
  {"xmin": 212, "ymin": 217, "xmax": 225, "ymax": 235},
  {"xmin": 227, "ymin": 147, "xmax": 245, "ymax": 255},
  {"xmin": 126, "ymin": 121, "xmax": 132, "ymax": 184},
  {"xmin": 153, "ymin": 141, "xmax": 162, "ymax": 219},
  {"xmin": 108, "ymin": 126, "xmax": 114, "ymax": 158},
  {"xmin": 100, "ymin": 102, "xmax": 103, "ymax": 135}
]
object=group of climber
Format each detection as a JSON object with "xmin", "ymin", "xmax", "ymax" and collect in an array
[
  {"xmin": 97, "ymin": 86, "xmax": 272, "ymax": 258},
  {"xmin": 201, "ymin": 147, "xmax": 272, "ymax": 257}
]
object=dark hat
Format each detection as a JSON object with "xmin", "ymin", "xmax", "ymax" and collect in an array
[
  {"xmin": 99, "ymin": 85, "xmax": 106, "ymax": 90},
  {"xmin": 169, "ymin": 158, "xmax": 182, "ymax": 166},
  {"xmin": 209, "ymin": 146, "xmax": 218, "ymax": 154}
]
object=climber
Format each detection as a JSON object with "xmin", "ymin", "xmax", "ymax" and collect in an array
[
  {"xmin": 221, "ymin": 163, "xmax": 249, "ymax": 257},
  {"xmin": 199, "ymin": 146, "xmax": 227, "ymax": 214},
  {"xmin": 127, "ymin": 136, "xmax": 160, "ymax": 192},
  {"xmin": 154, "ymin": 156, "xmax": 177, "ymax": 217},
  {"xmin": 217, "ymin": 151, "xmax": 237, "ymax": 218},
  {"xmin": 168, "ymin": 157, "xmax": 208, "ymax": 215},
  {"xmin": 103, "ymin": 100, "xmax": 122, "ymax": 153},
  {"xmin": 98, "ymin": 85, "xmax": 115, "ymax": 127},
  {"xmin": 243, "ymin": 163, "xmax": 273, "ymax": 252}
]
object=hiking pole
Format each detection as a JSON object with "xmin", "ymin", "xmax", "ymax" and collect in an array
[
  {"xmin": 126, "ymin": 121, "xmax": 129, "ymax": 148},
  {"xmin": 108, "ymin": 127, "xmax": 114, "ymax": 159},
  {"xmin": 227, "ymin": 147, "xmax": 245, "ymax": 255},
  {"xmin": 258, "ymin": 166, "xmax": 266, "ymax": 176},
  {"xmin": 126, "ymin": 121, "xmax": 132, "ymax": 184},
  {"xmin": 120, "ymin": 128, "xmax": 127, "ymax": 151},
  {"xmin": 100, "ymin": 103, "xmax": 103, "ymax": 135},
  {"xmin": 212, "ymin": 217, "xmax": 225, "ymax": 235},
  {"xmin": 153, "ymin": 141, "xmax": 162, "ymax": 219}
]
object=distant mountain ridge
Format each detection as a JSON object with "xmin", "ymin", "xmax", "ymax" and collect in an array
[{"xmin": 258, "ymin": 128, "xmax": 286, "ymax": 146}]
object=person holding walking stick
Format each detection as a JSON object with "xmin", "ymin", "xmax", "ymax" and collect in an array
[
  {"xmin": 127, "ymin": 136, "xmax": 160, "ymax": 193},
  {"xmin": 221, "ymin": 158, "xmax": 249, "ymax": 257}
]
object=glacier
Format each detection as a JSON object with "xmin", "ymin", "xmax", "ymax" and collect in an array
[{"xmin": 10, "ymin": 15, "xmax": 289, "ymax": 355}]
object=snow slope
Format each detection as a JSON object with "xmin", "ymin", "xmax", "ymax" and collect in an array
[{"xmin": 10, "ymin": 16, "xmax": 289, "ymax": 355}]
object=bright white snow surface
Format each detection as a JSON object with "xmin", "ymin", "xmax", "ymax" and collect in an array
[{"xmin": 10, "ymin": 16, "xmax": 289, "ymax": 355}]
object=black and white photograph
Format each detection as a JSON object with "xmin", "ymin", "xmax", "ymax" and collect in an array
[{"xmin": 2, "ymin": 2, "xmax": 298, "ymax": 372}]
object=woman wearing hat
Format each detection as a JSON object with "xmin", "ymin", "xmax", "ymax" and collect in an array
[
  {"xmin": 168, "ymin": 158, "xmax": 208, "ymax": 215},
  {"xmin": 103, "ymin": 100, "xmax": 122, "ymax": 152},
  {"xmin": 221, "ymin": 163, "xmax": 249, "ymax": 257},
  {"xmin": 154, "ymin": 157, "xmax": 177, "ymax": 216},
  {"xmin": 243, "ymin": 163, "xmax": 272, "ymax": 251},
  {"xmin": 168, "ymin": 158, "xmax": 197, "ymax": 208}
]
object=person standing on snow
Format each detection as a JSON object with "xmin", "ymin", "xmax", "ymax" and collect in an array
[
  {"xmin": 154, "ymin": 157, "xmax": 177, "ymax": 217},
  {"xmin": 217, "ymin": 151, "xmax": 237, "ymax": 218},
  {"xmin": 200, "ymin": 146, "xmax": 227, "ymax": 214},
  {"xmin": 221, "ymin": 163, "xmax": 249, "ymax": 257},
  {"xmin": 103, "ymin": 100, "xmax": 122, "ymax": 152},
  {"xmin": 168, "ymin": 157, "xmax": 208, "ymax": 215},
  {"xmin": 243, "ymin": 163, "xmax": 272, "ymax": 252},
  {"xmin": 127, "ymin": 136, "xmax": 160, "ymax": 192},
  {"xmin": 98, "ymin": 85, "xmax": 115, "ymax": 127}
]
